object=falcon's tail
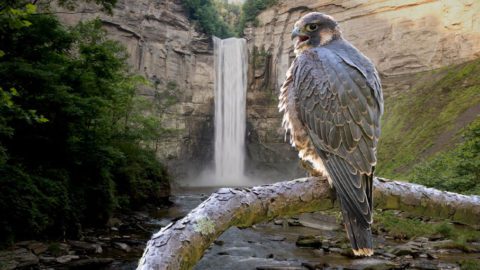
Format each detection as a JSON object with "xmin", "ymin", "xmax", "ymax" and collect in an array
[
  {"xmin": 340, "ymin": 196, "xmax": 374, "ymax": 256},
  {"xmin": 324, "ymin": 155, "xmax": 374, "ymax": 256}
]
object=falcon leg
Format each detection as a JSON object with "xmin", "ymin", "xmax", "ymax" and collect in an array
[{"xmin": 299, "ymin": 160, "xmax": 323, "ymax": 177}]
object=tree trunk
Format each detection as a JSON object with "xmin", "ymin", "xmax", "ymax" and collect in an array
[{"xmin": 136, "ymin": 176, "xmax": 480, "ymax": 270}]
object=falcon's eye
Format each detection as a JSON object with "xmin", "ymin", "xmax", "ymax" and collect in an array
[{"xmin": 305, "ymin": 24, "xmax": 318, "ymax": 32}]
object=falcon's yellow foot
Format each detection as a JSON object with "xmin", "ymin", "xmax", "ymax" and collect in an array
[{"xmin": 352, "ymin": 248, "xmax": 374, "ymax": 257}]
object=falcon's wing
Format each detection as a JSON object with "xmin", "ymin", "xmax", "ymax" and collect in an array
[{"xmin": 291, "ymin": 46, "xmax": 382, "ymax": 225}]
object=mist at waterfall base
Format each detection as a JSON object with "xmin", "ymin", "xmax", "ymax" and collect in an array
[
  {"xmin": 178, "ymin": 37, "xmax": 303, "ymax": 187},
  {"xmin": 196, "ymin": 37, "xmax": 249, "ymax": 186}
]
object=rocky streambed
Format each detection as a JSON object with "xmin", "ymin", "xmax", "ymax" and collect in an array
[{"xmin": 1, "ymin": 188, "xmax": 479, "ymax": 270}]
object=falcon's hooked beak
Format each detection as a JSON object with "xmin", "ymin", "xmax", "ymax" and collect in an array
[{"xmin": 291, "ymin": 27, "xmax": 310, "ymax": 50}]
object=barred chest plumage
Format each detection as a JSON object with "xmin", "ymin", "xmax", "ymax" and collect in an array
[{"xmin": 278, "ymin": 59, "xmax": 331, "ymax": 185}]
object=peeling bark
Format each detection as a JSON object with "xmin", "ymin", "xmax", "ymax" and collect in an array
[{"xmin": 136, "ymin": 177, "xmax": 480, "ymax": 270}]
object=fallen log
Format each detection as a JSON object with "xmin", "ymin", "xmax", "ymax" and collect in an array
[{"xmin": 136, "ymin": 177, "xmax": 480, "ymax": 270}]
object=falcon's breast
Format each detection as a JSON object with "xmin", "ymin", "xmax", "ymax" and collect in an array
[{"xmin": 278, "ymin": 56, "xmax": 329, "ymax": 182}]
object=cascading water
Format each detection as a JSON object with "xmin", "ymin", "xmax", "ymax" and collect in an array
[{"xmin": 212, "ymin": 37, "xmax": 248, "ymax": 186}]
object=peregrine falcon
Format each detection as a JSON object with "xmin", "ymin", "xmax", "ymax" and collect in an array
[{"xmin": 279, "ymin": 12, "xmax": 383, "ymax": 256}]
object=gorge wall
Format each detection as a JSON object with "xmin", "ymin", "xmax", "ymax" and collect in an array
[
  {"xmin": 245, "ymin": 0, "xmax": 480, "ymax": 179},
  {"xmin": 55, "ymin": 0, "xmax": 480, "ymax": 182},
  {"xmin": 56, "ymin": 0, "xmax": 216, "ymax": 180}
]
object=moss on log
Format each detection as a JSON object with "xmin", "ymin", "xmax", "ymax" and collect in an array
[{"xmin": 137, "ymin": 177, "xmax": 480, "ymax": 270}]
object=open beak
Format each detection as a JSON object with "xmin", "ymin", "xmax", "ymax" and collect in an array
[
  {"xmin": 291, "ymin": 27, "xmax": 301, "ymax": 40},
  {"xmin": 292, "ymin": 27, "xmax": 310, "ymax": 48}
]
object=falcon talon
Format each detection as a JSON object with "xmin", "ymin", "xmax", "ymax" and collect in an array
[{"xmin": 280, "ymin": 12, "xmax": 383, "ymax": 257}]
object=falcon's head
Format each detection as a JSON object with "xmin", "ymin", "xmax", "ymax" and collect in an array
[{"xmin": 292, "ymin": 12, "xmax": 341, "ymax": 54}]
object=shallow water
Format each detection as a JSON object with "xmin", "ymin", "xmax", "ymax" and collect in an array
[{"xmin": 110, "ymin": 187, "xmax": 480, "ymax": 270}]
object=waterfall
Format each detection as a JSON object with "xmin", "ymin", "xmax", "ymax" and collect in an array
[{"xmin": 212, "ymin": 37, "xmax": 248, "ymax": 186}]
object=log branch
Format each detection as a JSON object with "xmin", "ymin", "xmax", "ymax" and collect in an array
[{"xmin": 136, "ymin": 177, "xmax": 480, "ymax": 270}]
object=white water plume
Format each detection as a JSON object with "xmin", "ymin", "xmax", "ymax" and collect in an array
[{"xmin": 209, "ymin": 36, "xmax": 248, "ymax": 186}]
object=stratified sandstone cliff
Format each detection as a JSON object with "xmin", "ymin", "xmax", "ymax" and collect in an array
[
  {"xmin": 245, "ymin": 0, "xmax": 480, "ymax": 178},
  {"xmin": 53, "ymin": 0, "xmax": 480, "ymax": 181},
  {"xmin": 56, "ymin": 0, "xmax": 215, "ymax": 179},
  {"xmin": 248, "ymin": 0, "xmax": 480, "ymax": 89}
]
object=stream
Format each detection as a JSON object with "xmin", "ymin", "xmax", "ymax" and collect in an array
[
  {"xmin": 2, "ymin": 187, "xmax": 479, "ymax": 270},
  {"xmin": 135, "ymin": 188, "xmax": 479, "ymax": 270}
]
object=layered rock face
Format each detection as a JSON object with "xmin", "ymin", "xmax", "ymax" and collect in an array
[
  {"xmin": 249, "ymin": 0, "xmax": 480, "ymax": 89},
  {"xmin": 56, "ymin": 0, "xmax": 215, "ymax": 179},
  {"xmin": 245, "ymin": 0, "xmax": 480, "ymax": 178},
  {"xmin": 54, "ymin": 0, "xmax": 480, "ymax": 181}
]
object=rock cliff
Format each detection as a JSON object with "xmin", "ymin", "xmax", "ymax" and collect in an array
[
  {"xmin": 245, "ymin": 0, "xmax": 480, "ymax": 178},
  {"xmin": 248, "ymin": 0, "xmax": 480, "ymax": 88},
  {"xmin": 56, "ymin": 0, "xmax": 215, "ymax": 179},
  {"xmin": 54, "ymin": 0, "xmax": 480, "ymax": 181}
]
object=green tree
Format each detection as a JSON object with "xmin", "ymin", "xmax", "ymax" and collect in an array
[
  {"xmin": 183, "ymin": 0, "xmax": 234, "ymax": 38},
  {"xmin": 0, "ymin": 12, "xmax": 169, "ymax": 245}
]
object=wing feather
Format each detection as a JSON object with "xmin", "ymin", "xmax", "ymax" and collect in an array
[{"xmin": 290, "ymin": 45, "xmax": 383, "ymax": 228}]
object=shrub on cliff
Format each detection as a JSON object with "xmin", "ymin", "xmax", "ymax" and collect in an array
[
  {"xmin": 237, "ymin": 0, "xmax": 277, "ymax": 34},
  {"xmin": 0, "ymin": 12, "xmax": 169, "ymax": 245},
  {"xmin": 411, "ymin": 119, "xmax": 480, "ymax": 195}
]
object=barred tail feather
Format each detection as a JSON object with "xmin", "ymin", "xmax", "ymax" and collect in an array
[
  {"xmin": 340, "ymin": 197, "xmax": 374, "ymax": 256},
  {"xmin": 322, "ymin": 154, "xmax": 374, "ymax": 256}
]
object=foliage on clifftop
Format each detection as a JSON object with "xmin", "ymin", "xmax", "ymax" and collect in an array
[
  {"xmin": 183, "ymin": 0, "xmax": 235, "ymax": 38},
  {"xmin": 377, "ymin": 59, "xmax": 480, "ymax": 194},
  {"xmin": 0, "ymin": 5, "xmax": 169, "ymax": 246},
  {"xmin": 238, "ymin": 0, "xmax": 277, "ymax": 32},
  {"xmin": 182, "ymin": 0, "xmax": 277, "ymax": 37}
]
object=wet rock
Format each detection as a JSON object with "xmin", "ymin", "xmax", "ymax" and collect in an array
[
  {"xmin": 408, "ymin": 260, "xmax": 438, "ymax": 270},
  {"xmin": 69, "ymin": 240, "xmax": 102, "ymax": 254},
  {"xmin": 27, "ymin": 242, "xmax": 48, "ymax": 255},
  {"xmin": 320, "ymin": 239, "xmax": 334, "ymax": 251},
  {"xmin": 0, "ymin": 248, "xmax": 39, "ymax": 270},
  {"xmin": 340, "ymin": 248, "xmax": 356, "ymax": 258},
  {"xmin": 68, "ymin": 258, "xmax": 114, "ymax": 268},
  {"xmin": 99, "ymin": 236, "xmax": 111, "ymax": 242},
  {"xmin": 384, "ymin": 253, "xmax": 397, "ymax": 259},
  {"xmin": 256, "ymin": 266, "xmax": 304, "ymax": 270},
  {"xmin": 273, "ymin": 220, "xmax": 283, "ymax": 226},
  {"xmin": 415, "ymin": 237, "xmax": 429, "ymax": 243},
  {"xmin": 107, "ymin": 217, "xmax": 122, "ymax": 227},
  {"xmin": 39, "ymin": 256, "xmax": 56, "ymax": 264},
  {"xmin": 313, "ymin": 249, "xmax": 325, "ymax": 256},
  {"xmin": 287, "ymin": 219, "xmax": 301, "ymax": 226},
  {"xmin": 427, "ymin": 234, "xmax": 444, "ymax": 241},
  {"xmin": 113, "ymin": 242, "xmax": 131, "ymax": 252},
  {"xmin": 268, "ymin": 236, "xmax": 286, "ymax": 242},
  {"xmin": 56, "ymin": 254, "xmax": 79, "ymax": 264},
  {"xmin": 427, "ymin": 253, "xmax": 438, "ymax": 260},
  {"xmin": 388, "ymin": 241, "xmax": 422, "ymax": 256},
  {"xmin": 329, "ymin": 247, "xmax": 343, "ymax": 253},
  {"xmin": 296, "ymin": 235, "xmax": 322, "ymax": 248},
  {"xmin": 351, "ymin": 258, "xmax": 398, "ymax": 270},
  {"xmin": 56, "ymin": 243, "xmax": 71, "ymax": 256}
]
